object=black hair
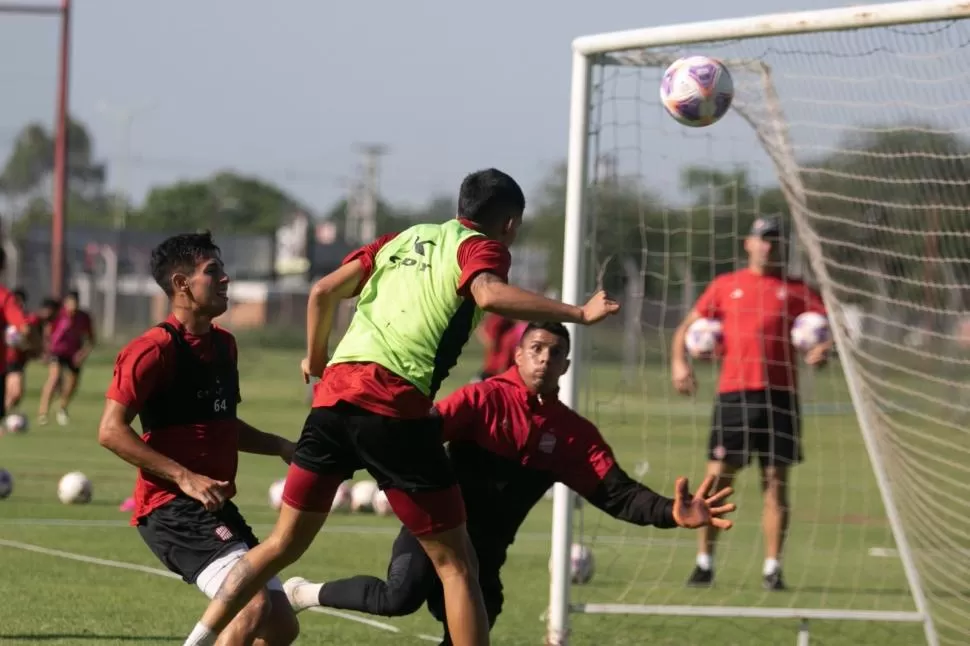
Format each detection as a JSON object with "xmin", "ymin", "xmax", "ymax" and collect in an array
[
  {"xmin": 41, "ymin": 297, "xmax": 61, "ymax": 310},
  {"xmin": 521, "ymin": 322, "xmax": 571, "ymax": 354},
  {"xmin": 12, "ymin": 287, "xmax": 26, "ymax": 303},
  {"xmin": 65, "ymin": 289, "xmax": 79, "ymax": 302},
  {"xmin": 150, "ymin": 231, "xmax": 221, "ymax": 296},
  {"xmin": 457, "ymin": 168, "xmax": 525, "ymax": 228}
]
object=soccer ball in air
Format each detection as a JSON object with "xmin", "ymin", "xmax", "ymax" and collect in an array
[
  {"xmin": 548, "ymin": 543, "xmax": 595, "ymax": 585},
  {"xmin": 268, "ymin": 478, "xmax": 286, "ymax": 510},
  {"xmin": 791, "ymin": 312, "xmax": 830, "ymax": 351},
  {"xmin": 331, "ymin": 481, "xmax": 351, "ymax": 512},
  {"xmin": 4, "ymin": 414, "xmax": 28, "ymax": 434},
  {"xmin": 4, "ymin": 325, "xmax": 23, "ymax": 349},
  {"xmin": 0, "ymin": 469, "xmax": 12, "ymax": 499},
  {"xmin": 372, "ymin": 489, "xmax": 393, "ymax": 516},
  {"xmin": 57, "ymin": 471, "xmax": 92, "ymax": 504},
  {"xmin": 350, "ymin": 480, "xmax": 379, "ymax": 513},
  {"xmin": 685, "ymin": 317, "xmax": 723, "ymax": 359},
  {"xmin": 660, "ymin": 56, "xmax": 734, "ymax": 127}
]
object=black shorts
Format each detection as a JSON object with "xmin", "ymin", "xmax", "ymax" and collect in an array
[
  {"xmin": 709, "ymin": 389, "xmax": 802, "ymax": 469},
  {"xmin": 52, "ymin": 355, "xmax": 81, "ymax": 375},
  {"xmin": 292, "ymin": 401, "xmax": 457, "ymax": 493},
  {"xmin": 136, "ymin": 496, "xmax": 259, "ymax": 584},
  {"xmin": 6, "ymin": 360, "xmax": 25, "ymax": 375}
]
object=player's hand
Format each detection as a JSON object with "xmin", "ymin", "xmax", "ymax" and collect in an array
[
  {"xmin": 580, "ymin": 290, "xmax": 620, "ymax": 325},
  {"xmin": 300, "ymin": 357, "xmax": 316, "ymax": 384},
  {"xmin": 278, "ymin": 438, "xmax": 296, "ymax": 465},
  {"xmin": 672, "ymin": 359, "xmax": 697, "ymax": 396},
  {"xmin": 671, "ymin": 474, "xmax": 736, "ymax": 530},
  {"xmin": 805, "ymin": 344, "xmax": 828, "ymax": 367},
  {"xmin": 176, "ymin": 471, "xmax": 231, "ymax": 512}
]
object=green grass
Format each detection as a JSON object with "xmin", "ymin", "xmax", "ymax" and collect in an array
[{"xmin": 0, "ymin": 342, "xmax": 952, "ymax": 645}]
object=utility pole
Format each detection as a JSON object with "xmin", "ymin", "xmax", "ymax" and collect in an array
[{"xmin": 345, "ymin": 143, "xmax": 388, "ymax": 245}]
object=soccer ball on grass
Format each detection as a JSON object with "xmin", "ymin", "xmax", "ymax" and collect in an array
[
  {"xmin": 268, "ymin": 478, "xmax": 286, "ymax": 510},
  {"xmin": 5, "ymin": 414, "xmax": 29, "ymax": 434},
  {"xmin": 791, "ymin": 312, "xmax": 830, "ymax": 352},
  {"xmin": 331, "ymin": 481, "xmax": 351, "ymax": 512},
  {"xmin": 371, "ymin": 488, "xmax": 393, "ymax": 516},
  {"xmin": 0, "ymin": 468, "xmax": 13, "ymax": 499},
  {"xmin": 660, "ymin": 56, "xmax": 734, "ymax": 128},
  {"xmin": 685, "ymin": 317, "xmax": 723, "ymax": 359},
  {"xmin": 57, "ymin": 471, "xmax": 92, "ymax": 504},
  {"xmin": 350, "ymin": 480, "xmax": 379, "ymax": 513}
]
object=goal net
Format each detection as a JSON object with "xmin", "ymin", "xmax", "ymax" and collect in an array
[{"xmin": 550, "ymin": 2, "xmax": 970, "ymax": 645}]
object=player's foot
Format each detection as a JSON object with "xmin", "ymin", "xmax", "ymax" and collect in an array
[
  {"xmin": 284, "ymin": 576, "xmax": 324, "ymax": 613},
  {"xmin": 56, "ymin": 409, "xmax": 69, "ymax": 426},
  {"xmin": 763, "ymin": 569, "xmax": 786, "ymax": 591},
  {"xmin": 686, "ymin": 566, "xmax": 713, "ymax": 587},
  {"xmin": 37, "ymin": 414, "xmax": 48, "ymax": 426}
]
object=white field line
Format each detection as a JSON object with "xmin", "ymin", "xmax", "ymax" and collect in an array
[{"xmin": 0, "ymin": 538, "xmax": 439, "ymax": 639}]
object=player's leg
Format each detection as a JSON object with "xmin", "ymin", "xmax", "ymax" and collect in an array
[
  {"xmin": 356, "ymin": 412, "xmax": 489, "ymax": 646},
  {"xmin": 689, "ymin": 391, "xmax": 751, "ymax": 586},
  {"xmin": 185, "ymin": 407, "xmax": 350, "ymax": 645},
  {"xmin": 758, "ymin": 388, "xmax": 802, "ymax": 590},
  {"xmin": 37, "ymin": 359, "xmax": 61, "ymax": 424},
  {"xmin": 54, "ymin": 359, "xmax": 80, "ymax": 424},
  {"xmin": 430, "ymin": 556, "xmax": 504, "ymax": 646},
  {"xmin": 286, "ymin": 525, "xmax": 435, "ymax": 616},
  {"xmin": 5, "ymin": 365, "xmax": 24, "ymax": 412}
]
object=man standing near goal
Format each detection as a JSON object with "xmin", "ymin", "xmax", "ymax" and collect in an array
[
  {"xmin": 671, "ymin": 216, "xmax": 830, "ymax": 590},
  {"xmin": 97, "ymin": 232, "xmax": 300, "ymax": 645},
  {"xmin": 182, "ymin": 169, "xmax": 619, "ymax": 646},
  {"xmin": 281, "ymin": 322, "xmax": 735, "ymax": 646}
]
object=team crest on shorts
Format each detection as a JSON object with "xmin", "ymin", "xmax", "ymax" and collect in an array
[
  {"xmin": 712, "ymin": 445, "xmax": 727, "ymax": 460},
  {"xmin": 214, "ymin": 525, "xmax": 234, "ymax": 542},
  {"xmin": 538, "ymin": 432, "xmax": 556, "ymax": 454}
]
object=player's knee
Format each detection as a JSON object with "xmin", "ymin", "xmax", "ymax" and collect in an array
[
  {"xmin": 761, "ymin": 473, "xmax": 789, "ymax": 508},
  {"xmin": 235, "ymin": 588, "xmax": 273, "ymax": 638},
  {"xmin": 383, "ymin": 585, "xmax": 426, "ymax": 616},
  {"xmin": 418, "ymin": 526, "xmax": 479, "ymax": 581},
  {"xmin": 257, "ymin": 592, "xmax": 300, "ymax": 646}
]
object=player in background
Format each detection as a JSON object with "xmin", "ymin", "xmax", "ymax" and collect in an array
[
  {"xmin": 0, "ymin": 250, "xmax": 30, "ymax": 421},
  {"xmin": 5, "ymin": 294, "xmax": 59, "ymax": 414},
  {"xmin": 282, "ymin": 322, "xmax": 735, "ymax": 645},
  {"xmin": 183, "ymin": 168, "xmax": 619, "ymax": 646},
  {"xmin": 670, "ymin": 216, "xmax": 831, "ymax": 590},
  {"xmin": 98, "ymin": 232, "xmax": 300, "ymax": 646},
  {"xmin": 38, "ymin": 290, "xmax": 95, "ymax": 426}
]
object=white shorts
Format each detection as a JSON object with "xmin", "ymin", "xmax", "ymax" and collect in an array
[{"xmin": 195, "ymin": 543, "xmax": 284, "ymax": 599}]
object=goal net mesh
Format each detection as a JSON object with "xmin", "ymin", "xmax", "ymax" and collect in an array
[{"xmin": 567, "ymin": 16, "xmax": 970, "ymax": 646}]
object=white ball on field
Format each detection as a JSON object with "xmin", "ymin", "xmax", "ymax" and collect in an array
[
  {"xmin": 371, "ymin": 488, "xmax": 393, "ymax": 516},
  {"xmin": 685, "ymin": 317, "xmax": 723, "ymax": 358},
  {"xmin": 660, "ymin": 56, "xmax": 734, "ymax": 128},
  {"xmin": 331, "ymin": 480, "xmax": 351, "ymax": 512},
  {"xmin": 350, "ymin": 480, "xmax": 378, "ymax": 513},
  {"xmin": 57, "ymin": 471, "xmax": 92, "ymax": 504},
  {"xmin": 0, "ymin": 468, "xmax": 13, "ymax": 499},
  {"xmin": 548, "ymin": 543, "xmax": 595, "ymax": 585},
  {"xmin": 268, "ymin": 478, "xmax": 285, "ymax": 510},
  {"xmin": 4, "ymin": 414, "xmax": 28, "ymax": 434},
  {"xmin": 791, "ymin": 312, "xmax": 830, "ymax": 351}
]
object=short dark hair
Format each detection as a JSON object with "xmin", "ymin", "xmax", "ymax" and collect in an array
[
  {"xmin": 41, "ymin": 297, "xmax": 61, "ymax": 310},
  {"xmin": 65, "ymin": 289, "xmax": 79, "ymax": 302},
  {"xmin": 521, "ymin": 322, "xmax": 571, "ymax": 354},
  {"xmin": 12, "ymin": 287, "xmax": 26, "ymax": 303},
  {"xmin": 150, "ymin": 231, "xmax": 221, "ymax": 296},
  {"xmin": 457, "ymin": 168, "xmax": 525, "ymax": 227}
]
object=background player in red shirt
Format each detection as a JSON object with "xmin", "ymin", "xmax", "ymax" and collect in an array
[
  {"xmin": 97, "ymin": 232, "xmax": 300, "ymax": 646},
  {"xmin": 671, "ymin": 216, "xmax": 831, "ymax": 590},
  {"xmin": 184, "ymin": 169, "xmax": 619, "ymax": 646},
  {"xmin": 38, "ymin": 289, "xmax": 95, "ymax": 426},
  {"xmin": 474, "ymin": 313, "xmax": 515, "ymax": 381},
  {"xmin": 281, "ymin": 322, "xmax": 734, "ymax": 645},
  {"xmin": 4, "ymin": 292, "xmax": 58, "ymax": 415},
  {"xmin": 0, "ymin": 249, "xmax": 30, "ymax": 421}
]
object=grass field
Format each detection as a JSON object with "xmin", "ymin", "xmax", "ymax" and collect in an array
[{"xmin": 0, "ymin": 340, "xmax": 949, "ymax": 645}]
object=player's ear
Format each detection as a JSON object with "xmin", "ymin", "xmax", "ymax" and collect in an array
[
  {"xmin": 170, "ymin": 271, "xmax": 190, "ymax": 295},
  {"xmin": 514, "ymin": 344, "xmax": 525, "ymax": 366}
]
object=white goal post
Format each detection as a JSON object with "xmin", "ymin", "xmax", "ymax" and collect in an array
[{"xmin": 550, "ymin": 1, "xmax": 970, "ymax": 645}]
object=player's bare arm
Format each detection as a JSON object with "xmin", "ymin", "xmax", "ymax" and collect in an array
[
  {"xmin": 98, "ymin": 399, "xmax": 230, "ymax": 511},
  {"xmin": 304, "ymin": 259, "xmax": 366, "ymax": 379},
  {"xmin": 671, "ymin": 308, "xmax": 704, "ymax": 395},
  {"xmin": 469, "ymin": 272, "xmax": 619, "ymax": 324},
  {"xmin": 237, "ymin": 419, "xmax": 295, "ymax": 464}
]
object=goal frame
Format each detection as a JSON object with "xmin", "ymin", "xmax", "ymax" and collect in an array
[{"xmin": 550, "ymin": 1, "xmax": 970, "ymax": 644}]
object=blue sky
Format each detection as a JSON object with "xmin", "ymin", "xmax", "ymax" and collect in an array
[{"xmin": 0, "ymin": 0, "xmax": 887, "ymax": 214}]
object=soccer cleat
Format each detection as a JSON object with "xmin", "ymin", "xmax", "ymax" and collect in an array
[
  {"xmin": 56, "ymin": 409, "xmax": 70, "ymax": 426},
  {"xmin": 686, "ymin": 566, "xmax": 714, "ymax": 587},
  {"xmin": 763, "ymin": 569, "xmax": 786, "ymax": 591},
  {"xmin": 37, "ymin": 414, "xmax": 48, "ymax": 426},
  {"xmin": 284, "ymin": 576, "xmax": 321, "ymax": 614}
]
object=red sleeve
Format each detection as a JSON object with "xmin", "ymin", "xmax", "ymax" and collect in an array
[
  {"xmin": 342, "ymin": 232, "xmax": 399, "ymax": 296},
  {"xmin": 693, "ymin": 277, "xmax": 722, "ymax": 319},
  {"xmin": 801, "ymin": 285, "xmax": 827, "ymax": 316},
  {"xmin": 105, "ymin": 337, "xmax": 169, "ymax": 411},
  {"xmin": 433, "ymin": 385, "xmax": 484, "ymax": 443},
  {"xmin": 3, "ymin": 292, "xmax": 26, "ymax": 329},
  {"xmin": 551, "ymin": 416, "xmax": 617, "ymax": 497},
  {"xmin": 456, "ymin": 237, "xmax": 512, "ymax": 298}
]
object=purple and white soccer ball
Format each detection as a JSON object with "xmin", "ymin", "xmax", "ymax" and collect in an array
[
  {"xmin": 791, "ymin": 312, "xmax": 830, "ymax": 351},
  {"xmin": 0, "ymin": 468, "xmax": 12, "ymax": 499},
  {"xmin": 660, "ymin": 56, "xmax": 734, "ymax": 128},
  {"xmin": 268, "ymin": 478, "xmax": 286, "ymax": 510},
  {"xmin": 331, "ymin": 480, "xmax": 352, "ymax": 512},
  {"xmin": 548, "ymin": 543, "xmax": 595, "ymax": 585},
  {"xmin": 685, "ymin": 317, "xmax": 723, "ymax": 359}
]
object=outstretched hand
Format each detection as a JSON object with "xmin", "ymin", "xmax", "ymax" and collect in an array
[{"xmin": 672, "ymin": 474, "xmax": 736, "ymax": 530}]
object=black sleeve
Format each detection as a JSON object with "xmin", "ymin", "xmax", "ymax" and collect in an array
[{"xmin": 584, "ymin": 464, "xmax": 677, "ymax": 529}]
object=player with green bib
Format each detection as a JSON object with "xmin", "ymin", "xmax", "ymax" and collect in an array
[{"xmin": 184, "ymin": 169, "xmax": 619, "ymax": 646}]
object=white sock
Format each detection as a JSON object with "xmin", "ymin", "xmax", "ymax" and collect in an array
[
  {"xmin": 293, "ymin": 581, "xmax": 324, "ymax": 610},
  {"xmin": 696, "ymin": 553, "xmax": 712, "ymax": 571},
  {"xmin": 763, "ymin": 558, "xmax": 780, "ymax": 576},
  {"xmin": 183, "ymin": 622, "xmax": 216, "ymax": 646}
]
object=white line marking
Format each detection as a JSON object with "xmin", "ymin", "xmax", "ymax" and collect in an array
[
  {"xmin": 868, "ymin": 547, "xmax": 898, "ymax": 558},
  {"xmin": 417, "ymin": 634, "xmax": 442, "ymax": 642},
  {"xmin": 0, "ymin": 538, "xmax": 406, "ymax": 636}
]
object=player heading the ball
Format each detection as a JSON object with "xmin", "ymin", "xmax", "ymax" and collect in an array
[
  {"xmin": 671, "ymin": 215, "xmax": 831, "ymax": 591},
  {"xmin": 183, "ymin": 168, "xmax": 620, "ymax": 646}
]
